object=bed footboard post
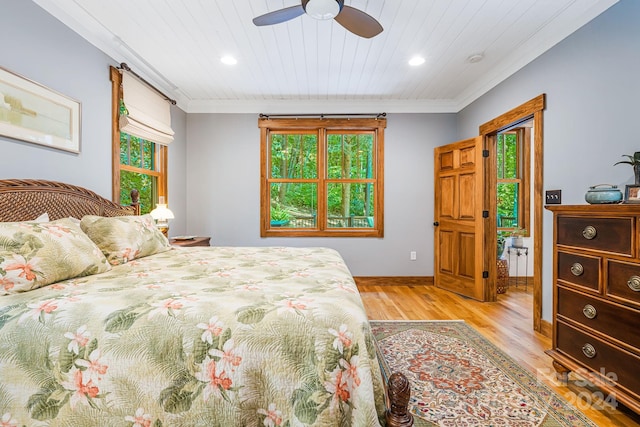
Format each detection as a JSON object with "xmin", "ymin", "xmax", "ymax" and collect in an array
[{"xmin": 385, "ymin": 372, "xmax": 413, "ymax": 427}]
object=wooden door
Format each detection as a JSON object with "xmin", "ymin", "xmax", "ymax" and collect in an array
[{"xmin": 434, "ymin": 137, "xmax": 486, "ymax": 301}]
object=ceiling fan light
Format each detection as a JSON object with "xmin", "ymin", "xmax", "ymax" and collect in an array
[{"xmin": 305, "ymin": 0, "xmax": 340, "ymax": 20}]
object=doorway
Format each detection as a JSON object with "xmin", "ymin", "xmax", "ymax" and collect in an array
[{"xmin": 480, "ymin": 94, "xmax": 545, "ymax": 333}]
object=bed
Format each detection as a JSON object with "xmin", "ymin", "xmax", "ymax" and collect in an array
[{"xmin": 0, "ymin": 179, "xmax": 411, "ymax": 426}]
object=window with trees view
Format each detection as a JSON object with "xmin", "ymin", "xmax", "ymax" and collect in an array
[
  {"xmin": 496, "ymin": 127, "xmax": 530, "ymax": 234},
  {"xmin": 110, "ymin": 67, "xmax": 167, "ymax": 214},
  {"xmin": 259, "ymin": 117, "xmax": 385, "ymax": 237},
  {"xmin": 118, "ymin": 132, "xmax": 166, "ymax": 214}
]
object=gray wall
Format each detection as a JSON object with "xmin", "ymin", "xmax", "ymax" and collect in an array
[
  {"xmin": 186, "ymin": 113, "xmax": 456, "ymax": 276},
  {"xmin": 457, "ymin": 0, "xmax": 640, "ymax": 319},
  {"xmin": 0, "ymin": 0, "xmax": 188, "ymax": 235}
]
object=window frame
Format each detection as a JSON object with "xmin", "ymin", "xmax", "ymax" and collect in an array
[
  {"xmin": 259, "ymin": 117, "xmax": 385, "ymax": 237},
  {"xmin": 110, "ymin": 66, "xmax": 167, "ymax": 212},
  {"xmin": 496, "ymin": 126, "xmax": 530, "ymax": 236}
]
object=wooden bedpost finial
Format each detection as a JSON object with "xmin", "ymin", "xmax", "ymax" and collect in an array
[
  {"xmin": 385, "ymin": 372, "xmax": 413, "ymax": 427},
  {"xmin": 130, "ymin": 189, "xmax": 140, "ymax": 215}
]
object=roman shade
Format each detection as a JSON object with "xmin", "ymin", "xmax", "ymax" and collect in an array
[{"xmin": 119, "ymin": 70, "xmax": 174, "ymax": 145}]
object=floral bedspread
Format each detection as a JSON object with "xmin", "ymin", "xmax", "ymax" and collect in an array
[{"xmin": 0, "ymin": 246, "xmax": 385, "ymax": 426}]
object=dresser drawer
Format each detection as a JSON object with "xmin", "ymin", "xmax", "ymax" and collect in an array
[
  {"xmin": 557, "ymin": 286, "xmax": 640, "ymax": 351},
  {"xmin": 557, "ymin": 216, "xmax": 633, "ymax": 256},
  {"xmin": 557, "ymin": 321, "xmax": 640, "ymax": 397},
  {"xmin": 557, "ymin": 251, "xmax": 600, "ymax": 291},
  {"xmin": 607, "ymin": 260, "xmax": 640, "ymax": 308}
]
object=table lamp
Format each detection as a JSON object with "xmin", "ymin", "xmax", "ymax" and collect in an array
[{"xmin": 149, "ymin": 196, "xmax": 174, "ymax": 237}]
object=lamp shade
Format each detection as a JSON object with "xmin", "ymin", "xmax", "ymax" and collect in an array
[{"xmin": 149, "ymin": 196, "xmax": 174, "ymax": 221}]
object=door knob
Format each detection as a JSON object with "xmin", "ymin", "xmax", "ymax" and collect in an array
[{"xmin": 433, "ymin": 221, "xmax": 439, "ymax": 226}]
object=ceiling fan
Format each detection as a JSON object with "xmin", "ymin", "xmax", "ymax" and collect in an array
[{"xmin": 253, "ymin": 0, "xmax": 383, "ymax": 39}]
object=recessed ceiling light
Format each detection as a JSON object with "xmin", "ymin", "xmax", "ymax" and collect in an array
[
  {"xmin": 466, "ymin": 53, "xmax": 484, "ymax": 63},
  {"xmin": 408, "ymin": 56, "xmax": 425, "ymax": 66},
  {"xmin": 221, "ymin": 56, "xmax": 237, "ymax": 65}
]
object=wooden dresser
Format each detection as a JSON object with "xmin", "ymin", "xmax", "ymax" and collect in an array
[{"xmin": 546, "ymin": 204, "xmax": 640, "ymax": 414}]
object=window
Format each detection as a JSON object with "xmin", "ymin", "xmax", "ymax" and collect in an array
[
  {"xmin": 259, "ymin": 117, "xmax": 385, "ymax": 237},
  {"xmin": 118, "ymin": 132, "xmax": 166, "ymax": 214},
  {"xmin": 110, "ymin": 67, "xmax": 168, "ymax": 214},
  {"xmin": 496, "ymin": 126, "xmax": 530, "ymax": 235}
]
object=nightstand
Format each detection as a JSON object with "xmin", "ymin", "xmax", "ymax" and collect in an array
[{"xmin": 170, "ymin": 236, "xmax": 211, "ymax": 247}]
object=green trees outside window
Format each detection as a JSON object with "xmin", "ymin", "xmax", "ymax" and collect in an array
[
  {"xmin": 260, "ymin": 117, "xmax": 385, "ymax": 237},
  {"xmin": 496, "ymin": 128, "xmax": 530, "ymax": 234},
  {"xmin": 119, "ymin": 132, "xmax": 158, "ymax": 214}
]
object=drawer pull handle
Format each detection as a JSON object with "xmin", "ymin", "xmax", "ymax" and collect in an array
[
  {"xmin": 628, "ymin": 276, "xmax": 640, "ymax": 292},
  {"xmin": 582, "ymin": 304, "xmax": 597, "ymax": 319},
  {"xmin": 582, "ymin": 226, "xmax": 597, "ymax": 240},
  {"xmin": 570, "ymin": 263, "xmax": 584, "ymax": 276},
  {"xmin": 582, "ymin": 343, "xmax": 597, "ymax": 359}
]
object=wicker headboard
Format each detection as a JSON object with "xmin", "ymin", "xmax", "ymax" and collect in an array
[{"xmin": 0, "ymin": 179, "xmax": 139, "ymax": 222}]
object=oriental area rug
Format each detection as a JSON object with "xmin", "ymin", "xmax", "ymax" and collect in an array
[{"xmin": 370, "ymin": 320, "xmax": 596, "ymax": 427}]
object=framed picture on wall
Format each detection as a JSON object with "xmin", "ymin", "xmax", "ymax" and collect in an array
[
  {"xmin": 625, "ymin": 185, "xmax": 640, "ymax": 203},
  {"xmin": 0, "ymin": 66, "xmax": 80, "ymax": 153}
]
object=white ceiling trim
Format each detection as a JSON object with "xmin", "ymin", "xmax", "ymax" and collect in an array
[{"xmin": 185, "ymin": 98, "xmax": 460, "ymax": 114}]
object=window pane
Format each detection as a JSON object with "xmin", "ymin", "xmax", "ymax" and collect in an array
[
  {"xmin": 498, "ymin": 132, "xmax": 518, "ymax": 179},
  {"xmin": 327, "ymin": 183, "xmax": 375, "ymax": 228},
  {"xmin": 497, "ymin": 182, "xmax": 519, "ymax": 228},
  {"xmin": 497, "ymin": 135, "xmax": 504, "ymax": 179},
  {"xmin": 142, "ymin": 140, "xmax": 155, "ymax": 170},
  {"xmin": 327, "ymin": 133, "xmax": 375, "ymax": 179},
  {"xmin": 120, "ymin": 134, "xmax": 130, "ymax": 165},
  {"xmin": 270, "ymin": 183, "xmax": 317, "ymax": 228},
  {"xmin": 129, "ymin": 135, "xmax": 142, "ymax": 168},
  {"xmin": 270, "ymin": 133, "xmax": 317, "ymax": 179},
  {"xmin": 120, "ymin": 170, "xmax": 156, "ymax": 214}
]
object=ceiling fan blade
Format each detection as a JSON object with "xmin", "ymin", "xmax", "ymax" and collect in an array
[
  {"xmin": 334, "ymin": 5, "xmax": 383, "ymax": 38},
  {"xmin": 253, "ymin": 5, "xmax": 305, "ymax": 26}
]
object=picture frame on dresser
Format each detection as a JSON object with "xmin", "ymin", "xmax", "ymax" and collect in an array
[
  {"xmin": 0, "ymin": 66, "xmax": 81, "ymax": 153},
  {"xmin": 625, "ymin": 184, "xmax": 640, "ymax": 203}
]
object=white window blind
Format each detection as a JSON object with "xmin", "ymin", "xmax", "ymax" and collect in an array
[{"xmin": 119, "ymin": 71, "xmax": 174, "ymax": 145}]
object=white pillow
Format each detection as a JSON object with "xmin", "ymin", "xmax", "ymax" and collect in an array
[{"xmin": 34, "ymin": 213, "xmax": 49, "ymax": 222}]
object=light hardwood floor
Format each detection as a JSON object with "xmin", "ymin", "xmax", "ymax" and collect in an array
[{"xmin": 357, "ymin": 283, "xmax": 640, "ymax": 427}]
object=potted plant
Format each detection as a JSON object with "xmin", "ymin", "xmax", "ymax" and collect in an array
[
  {"xmin": 270, "ymin": 205, "xmax": 291, "ymax": 227},
  {"xmin": 614, "ymin": 152, "xmax": 640, "ymax": 185},
  {"xmin": 509, "ymin": 227, "xmax": 527, "ymax": 248}
]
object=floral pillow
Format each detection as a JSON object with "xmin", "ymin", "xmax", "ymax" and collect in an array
[
  {"xmin": 80, "ymin": 214, "xmax": 171, "ymax": 266},
  {"xmin": 0, "ymin": 218, "xmax": 111, "ymax": 295}
]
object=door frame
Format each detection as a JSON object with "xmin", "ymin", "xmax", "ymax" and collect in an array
[{"xmin": 479, "ymin": 94, "xmax": 546, "ymax": 333}]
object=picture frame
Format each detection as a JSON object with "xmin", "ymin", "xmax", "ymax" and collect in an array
[
  {"xmin": 625, "ymin": 184, "xmax": 640, "ymax": 203},
  {"xmin": 0, "ymin": 66, "xmax": 80, "ymax": 153}
]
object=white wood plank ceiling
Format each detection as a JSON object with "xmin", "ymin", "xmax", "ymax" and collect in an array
[{"xmin": 33, "ymin": 0, "xmax": 618, "ymax": 113}]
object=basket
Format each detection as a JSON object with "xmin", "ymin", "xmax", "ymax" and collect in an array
[{"xmin": 497, "ymin": 259, "xmax": 509, "ymax": 294}]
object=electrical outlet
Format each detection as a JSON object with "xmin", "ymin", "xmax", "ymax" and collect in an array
[
  {"xmin": 545, "ymin": 190, "xmax": 562, "ymax": 204},
  {"xmin": 410, "ymin": 251, "xmax": 417, "ymax": 260}
]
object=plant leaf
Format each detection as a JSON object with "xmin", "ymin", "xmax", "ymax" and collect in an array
[
  {"xmin": 27, "ymin": 391, "xmax": 63, "ymax": 421},
  {"xmin": 104, "ymin": 307, "xmax": 141, "ymax": 332},
  {"xmin": 236, "ymin": 306, "xmax": 267, "ymax": 324},
  {"xmin": 159, "ymin": 386, "xmax": 194, "ymax": 413}
]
